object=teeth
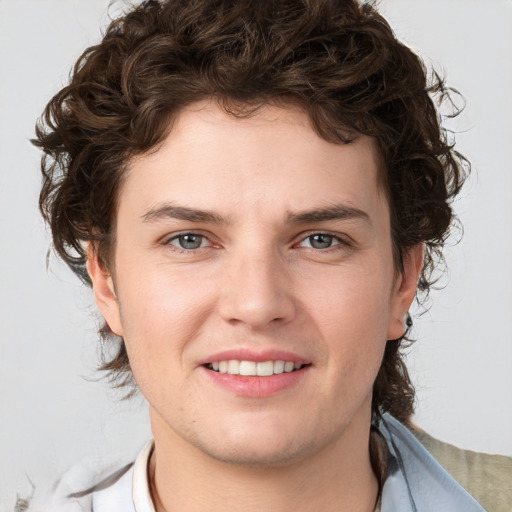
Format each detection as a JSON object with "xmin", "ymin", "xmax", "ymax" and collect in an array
[
  {"xmin": 227, "ymin": 360, "xmax": 240, "ymax": 374},
  {"xmin": 284, "ymin": 361, "xmax": 295, "ymax": 373},
  {"xmin": 209, "ymin": 360, "xmax": 305, "ymax": 376},
  {"xmin": 273, "ymin": 360, "xmax": 285, "ymax": 374},
  {"xmin": 256, "ymin": 361, "xmax": 273, "ymax": 376},
  {"xmin": 239, "ymin": 360, "xmax": 256, "ymax": 376}
]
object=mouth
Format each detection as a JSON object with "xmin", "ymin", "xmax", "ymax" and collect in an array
[
  {"xmin": 201, "ymin": 355, "xmax": 312, "ymax": 397},
  {"xmin": 204, "ymin": 360, "xmax": 311, "ymax": 376}
]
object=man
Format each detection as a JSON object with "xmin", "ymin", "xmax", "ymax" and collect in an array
[{"xmin": 30, "ymin": 0, "xmax": 511, "ymax": 510}]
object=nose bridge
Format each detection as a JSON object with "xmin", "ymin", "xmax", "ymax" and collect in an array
[{"xmin": 219, "ymin": 240, "xmax": 295, "ymax": 329}]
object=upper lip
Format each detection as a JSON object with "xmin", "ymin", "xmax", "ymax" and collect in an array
[{"xmin": 198, "ymin": 348, "xmax": 310, "ymax": 366}]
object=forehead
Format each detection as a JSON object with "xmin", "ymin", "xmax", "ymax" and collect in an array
[{"xmin": 121, "ymin": 100, "xmax": 388, "ymax": 223}]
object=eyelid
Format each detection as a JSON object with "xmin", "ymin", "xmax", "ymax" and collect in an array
[
  {"xmin": 158, "ymin": 229, "xmax": 354, "ymax": 252},
  {"xmin": 294, "ymin": 230, "xmax": 354, "ymax": 248},
  {"xmin": 160, "ymin": 230, "xmax": 219, "ymax": 249}
]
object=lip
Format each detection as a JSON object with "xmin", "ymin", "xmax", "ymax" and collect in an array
[
  {"xmin": 198, "ymin": 347, "xmax": 311, "ymax": 398},
  {"xmin": 197, "ymin": 348, "xmax": 309, "ymax": 366},
  {"xmin": 197, "ymin": 348, "xmax": 312, "ymax": 398},
  {"xmin": 201, "ymin": 364, "xmax": 310, "ymax": 398}
]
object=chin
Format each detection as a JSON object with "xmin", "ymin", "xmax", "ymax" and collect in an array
[
  {"xmin": 188, "ymin": 414, "xmax": 331, "ymax": 469},
  {"xmin": 196, "ymin": 438, "xmax": 313, "ymax": 468}
]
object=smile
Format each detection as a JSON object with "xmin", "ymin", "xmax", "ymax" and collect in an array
[{"xmin": 206, "ymin": 360, "xmax": 308, "ymax": 376}]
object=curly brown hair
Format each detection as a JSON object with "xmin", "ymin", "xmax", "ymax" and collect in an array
[{"xmin": 34, "ymin": 0, "xmax": 468, "ymax": 424}]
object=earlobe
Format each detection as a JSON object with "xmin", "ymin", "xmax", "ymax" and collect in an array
[
  {"xmin": 387, "ymin": 244, "xmax": 424, "ymax": 340},
  {"xmin": 86, "ymin": 245, "xmax": 124, "ymax": 337}
]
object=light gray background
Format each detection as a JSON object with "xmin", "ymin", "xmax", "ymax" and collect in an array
[{"xmin": 1, "ymin": 0, "xmax": 511, "ymax": 508}]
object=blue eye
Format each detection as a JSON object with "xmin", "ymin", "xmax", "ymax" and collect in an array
[
  {"xmin": 299, "ymin": 234, "xmax": 341, "ymax": 249},
  {"xmin": 170, "ymin": 233, "xmax": 208, "ymax": 250}
]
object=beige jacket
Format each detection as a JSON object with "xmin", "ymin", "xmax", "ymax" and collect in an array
[{"xmin": 410, "ymin": 424, "xmax": 512, "ymax": 512}]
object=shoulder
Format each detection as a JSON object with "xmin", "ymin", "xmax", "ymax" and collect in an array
[
  {"xmin": 16, "ymin": 454, "xmax": 139, "ymax": 512},
  {"xmin": 409, "ymin": 423, "xmax": 512, "ymax": 512},
  {"xmin": 378, "ymin": 413, "xmax": 511, "ymax": 512}
]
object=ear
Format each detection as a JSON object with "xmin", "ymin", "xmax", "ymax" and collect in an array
[
  {"xmin": 86, "ymin": 244, "xmax": 124, "ymax": 337},
  {"xmin": 387, "ymin": 244, "xmax": 424, "ymax": 340}
]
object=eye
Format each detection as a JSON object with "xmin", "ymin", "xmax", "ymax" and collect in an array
[
  {"xmin": 169, "ymin": 233, "xmax": 210, "ymax": 250},
  {"xmin": 298, "ymin": 233, "xmax": 342, "ymax": 250}
]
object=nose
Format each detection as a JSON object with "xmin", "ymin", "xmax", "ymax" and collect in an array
[{"xmin": 218, "ymin": 246, "xmax": 297, "ymax": 330}]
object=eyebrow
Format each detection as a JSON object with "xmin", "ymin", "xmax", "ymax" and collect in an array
[
  {"xmin": 287, "ymin": 204, "xmax": 371, "ymax": 225},
  {"xmin": 141, "ymin": 202, "xmax": 371, "ymax": 226},
  {"xmin": 141, "ymin": 204, "xmax": 228, "ymax": 225}
]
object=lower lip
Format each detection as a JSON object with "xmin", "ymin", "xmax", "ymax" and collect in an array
[{"xmin": 201, "ymin": 366, "xmax": 310, "ymax": 398}]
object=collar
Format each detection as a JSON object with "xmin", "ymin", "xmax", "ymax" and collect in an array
[
  {"xmin": 378, "ymin": 413, "xmax": 485, "ymax": 511},
  {"xmin": 133, "ymin": 440, "xmax": 156, "ymax": 512},
  {"xmin": 131, "ymin": 415, "xmax": 485, "ymax": 512}
]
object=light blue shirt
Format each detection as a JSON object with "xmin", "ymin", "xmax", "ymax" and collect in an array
[
  {"xmin": 42, "ymin": 414, "xmax": 486, "ymax": 511},
  {"xmin": 378, "ymin": 413, "xmax": 484, "ymax": 511}
]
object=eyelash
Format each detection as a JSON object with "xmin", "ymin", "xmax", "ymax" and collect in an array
[
  {"xmin": 296, "ymin": 232, "xmax": 353, "ymax": 251},
  {"xmin": 162, "ymin": 231, "xmax": 353, "ymax": 254},
  {"xmin": 164, "ymin": 232, "xmax": 216, "ymax": 253}
]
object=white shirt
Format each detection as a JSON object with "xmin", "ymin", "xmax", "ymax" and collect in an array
[
  {"xmin": 34, "ymin": 414, "xmax": 485, "ymax": 512},
  {"xmin": 92, "ymin": 440, "xmax": 153, "ymax": 512}
]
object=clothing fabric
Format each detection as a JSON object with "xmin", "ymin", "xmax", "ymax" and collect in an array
[
  {"xmin": 378, "ymin": 414, "xmax": 486, "ymax": 511},
  {"xmin": 407, "ymin": 422, "xmax": 512, "ymax": 511},
  {"xmin": 24, "ymin": 414, "xmax": 511, "ymax": 511}
]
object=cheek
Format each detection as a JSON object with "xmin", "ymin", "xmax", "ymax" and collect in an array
[
  {"xmin": 307, "ymin": 264, "xmax": 393, "ymax": 332},
  {"xmin": 113, "ymin": 262, "xmax": 216, "ymax": 380},
  {"xmin": 117, "ymin": 256, "xmax": 211, "ymax": 323},
  {"xmin": 302, "ymin": 264, "xmax": 392, "ymax": 374}
]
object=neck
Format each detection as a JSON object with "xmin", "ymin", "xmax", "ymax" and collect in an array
[{"xmin": 148, "ymin": 408, "xmax": 378, "ymax": 512}]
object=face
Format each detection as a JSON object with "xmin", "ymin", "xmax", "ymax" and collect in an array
[{"xmin": 90, "ymin": 101, "xmax": 421, "ymax": 467}]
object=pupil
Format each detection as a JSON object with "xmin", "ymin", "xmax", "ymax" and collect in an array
[
  {"xmin": 310, "ymin": 234, "xmax": 332, "ymax": 249},
  {"xmin": 179, "ymin": 234, "xmax": 202, "ymax": 249}
]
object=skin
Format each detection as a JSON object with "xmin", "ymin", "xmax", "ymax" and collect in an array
[{"xmin": 88, "ymin": 100, "xmax": 423, "ymax": 512}]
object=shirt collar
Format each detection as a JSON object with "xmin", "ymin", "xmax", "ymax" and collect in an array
[
  {"xmin": 378, "ymin": 413, "xmax": 485, "ymax": 511},
  {"xmin": 131, "ymin": 415, "xmax": 485, "ymax": 512},
  {"xmin": 132, "ymin": 440, "xmax": 156, "ymax": 512}
]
